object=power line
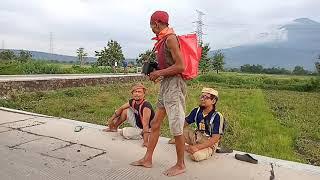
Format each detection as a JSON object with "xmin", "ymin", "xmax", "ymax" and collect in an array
[
  {"xmin": 193, "ymin": 10, "xmax": 206, "ymax": 45},
  {"xmin": 49, "ymin": 32, "xmax": 53, "ymax": 54}
]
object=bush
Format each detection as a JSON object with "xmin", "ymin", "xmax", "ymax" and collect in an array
[
  {"xmin": 17, "ymin": 61, "xmax": 64, "ymax": 74},
  {"xmin": 197, "ymin": 73, "xmax": 320, "ymax": 92},
  {"xmin": 0, "ymin": 60, "xmax": 116, "ymax": 75}
]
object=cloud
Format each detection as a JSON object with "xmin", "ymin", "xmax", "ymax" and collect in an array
[{"xmin": 0, "ymin": 0, "xmax": 319, "ymax": 57}]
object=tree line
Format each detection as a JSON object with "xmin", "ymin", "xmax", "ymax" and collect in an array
[
  {"xmin": 2, "ymin": 39, "xmax": 319, "ymax": 75},
  {"xmin": 232, "ymin": 64, "xmax": 318, "ymax": 75},
  {"xmin": 0, "ymin": 50, "xmax": 32, "ymax": 63}
]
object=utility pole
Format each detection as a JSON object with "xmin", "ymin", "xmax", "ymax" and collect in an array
[
  {"xmin": 1, "ymin": 40, "xmax": 4, "ymax": 49},
  {"xmin": 193, "ymin": 10, "xmax": 206, "ymax": 45},
  {"xmin": 49, "ymin": 32, "xmax": 53, "ymax": 54}
]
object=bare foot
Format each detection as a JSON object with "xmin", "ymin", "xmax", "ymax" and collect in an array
[
  {"xmin": 163, "ymin": 164, "xmax": 186, "ymax": 177},
  {"xmin": 102, "ymin": 127, "xmax": 117, "ymax": 132},
  {"xmin": 130, "ymin": 158, "xmax": 152, "ymax": 168}
]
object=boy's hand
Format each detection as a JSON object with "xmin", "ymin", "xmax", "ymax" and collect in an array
[{"xmin": 149, "ymin": 71, "xmax": 160, "ymax": 81}]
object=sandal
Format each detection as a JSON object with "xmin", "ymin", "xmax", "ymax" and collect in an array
[
  {"xmin": 74, "ymin": 125, "xmax": 84, "ymax": 132},
  {"xmin": 235, "ymin": 153, "xmax": 258, "ymax": 164}
]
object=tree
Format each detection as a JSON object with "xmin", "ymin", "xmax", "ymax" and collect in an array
[
  {"xmin": 212, "ymin": 50, "xmax": 225, "ymax": 74},
  {"xmin": 315, "ymin": 62, "xmax": 320, "ymax": 74},
  {"xmin": 17, "ymin": 50, "xmax": 32, "ymax": 63},
  {"xmin": 95, "ymin": 40, "xmax": 125, "ymax": 67},
  {"xmin": 293, "ymin": 66, "xmax": 307, "ymax": 75},
  {"xmin": 199, "ymin": 43, "xmax": 213, "ymax": 74},
  {"xmin": 316, "ymin": 55, "xmax": 320, "ymax": 74},
  {"xmin": 0, "ymin": 50, "xmax": 16, "ymax": 61},
  {"xmin": 240, "ymin": 64, "xmax": 264, "ymax": 73},
  {"xmin": 76, "ymin": 47, "xmax": 88, "ymax": 66},
  {"xmin": 136, "ymin": 49, "xmax": 155, "ymax": 66}
]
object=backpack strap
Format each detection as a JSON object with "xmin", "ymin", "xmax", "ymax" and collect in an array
[
  {"xmin": 209, "ymin": 111, "xmax": 218, "ymax": 135},
  {"xmin": 138, "ymin": 99, "xmax": 146, "ymax": 120},
  {"xmin": 194, "ymin": 107, "xmax": 201, "ymax": 123},
  {"xmin": 131, "ymin": 99, "xmax": 146, "ymax": 118}
]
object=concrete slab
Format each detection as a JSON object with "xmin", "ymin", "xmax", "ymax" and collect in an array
[
  {"xmin": 0, "ymin": 146, "xmax": 75, "ymax": 180},
  {"xmin": 2, "ymin": 119, "xmax": 46, "ymax": 129},
  {"xmin": 0, "ymin": 110, "xmax": 36, "ymax": 124},
  {"xmin": 0, "ymin": 108, "xmax": 320, "ymax": 180},
  {"xmin": 44, "ymin": 144, "xmax": 105, "ymax": 163},
  {"xmin": 15, "ymin": 137, "xmax": 71, "ymax": 154},
  {"xmin": 0, "ymin": 130, "xmax": 42, "ymax": 148},
  {"xmin": 0, "ymin": 126, "xmax": 11, "ymax": 133}
]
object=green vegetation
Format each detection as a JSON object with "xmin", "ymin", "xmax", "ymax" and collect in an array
[
  {"xmin": 0, "ymin": 60, "xmax": 137, "ymax": 75},
  {"xmin": 76, "ymin": 47, "xmax": 88, "ymax": 66},
  {"xmin": 0, "ymin": 72, "xmax": 319, "ymax": 165},
  {"xmin": 136, "ymin": 49, "xmax": 156, "ymax": 66},
  {"xmin": 265, "ymin": 90, "xmax": 320, "ymax": 165},
  {"xmin": 199, "ymin": 44, "xmax": 214, "ymax": 73},
  {"xmin": 212, "ymin": 50, "xmax": 225, "ymax": 74},
  {"xmin": 196, "ymin": 72, "xmax": 320, "ymax": 92},
  {"xmin": 239, "ymin": 64, "xmax": 316, "ymax": 75},
  {"xmin": 95, "ymin": 40, "xmax": 125, "ymax": 68}
]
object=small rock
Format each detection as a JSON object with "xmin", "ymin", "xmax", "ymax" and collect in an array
[
  {"xmin": 77, "ymin": 149, "xmax": 80, "ymax": 152},
  {"xmin": 112, "ymin": 138, "xmax": 116, "ymax": 141}
]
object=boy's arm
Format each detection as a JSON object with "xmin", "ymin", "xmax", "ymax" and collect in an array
[
  {"xmin": 107, "ymin": 102, "xmax": 130, "ymax": 124},
  {"xmin": 141, "ymin": 107, "xmax": 152, "ymax": 146}
]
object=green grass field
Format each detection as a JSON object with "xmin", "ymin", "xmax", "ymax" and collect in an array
[
  {"xmin": 0, "ymin": 61, "xmax": 137, "ymax": 74},
  {"xmin": 0, "ymin": 73, "xmax": 319, "ymax": 165}
]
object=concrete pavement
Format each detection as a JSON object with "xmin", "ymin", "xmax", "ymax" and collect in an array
[{"xmin": 0, "ymin": 107, "xmax": 320, "ymax": 180}]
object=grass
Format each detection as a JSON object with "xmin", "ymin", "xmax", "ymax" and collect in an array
[
  {"xmin": 0, "ymin": 60, "xmax": 137, "ymax": 74},
  {"xmin": 0, "ymin": 73, "xmax": 319, "ymax": 165},
  {"xmin": 197, "ymin": 72, "xmax": 320, "ymax": 92},
  {"xmin": 265, "ymin": 90, "xmax": 320, "ymax": 165}
]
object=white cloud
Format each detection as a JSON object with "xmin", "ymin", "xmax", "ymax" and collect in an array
[{"xmin": 1, "ymin": 0, "xmax": 320, "ymax": 57}]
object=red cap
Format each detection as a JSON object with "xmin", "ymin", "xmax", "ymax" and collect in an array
[{"xmin": 150, "ymin": 11, "xmax": 169, "ymax": 25}]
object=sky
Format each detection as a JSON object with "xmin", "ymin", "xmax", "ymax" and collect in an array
[{"xmin": 0, "ymin": 0, "xmax": 319, "ymax": 58}]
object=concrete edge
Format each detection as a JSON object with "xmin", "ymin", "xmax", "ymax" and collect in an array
[
  {"xmin": 0, "ymin": 107, "xmax": 55, "ymax": 118},
  {"xmin": 1, "ymin": 107, "xmax": 320, "ymax": 175},
  {"xmin": 0, "ymin": 74, "xmax": 144, "ymax": 82}
]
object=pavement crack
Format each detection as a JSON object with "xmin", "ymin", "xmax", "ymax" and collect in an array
[
  {"xmin": 40, "ymin": 153, "xmax": 68, "ymax": 162},
  {"xmin": 17, "ymin": 129, "xmax": 75, "ymax": 145},
  {"xmin": 51, "ymin": 142, "xmax": 76, "ymax": 151},
  {"xmin": 0, "ymin": 117, "xmax": 37, "ymax": 126},
  {"xmin": 78, "ymin": 143, "xmax": 106, "ymax": 152},
  {"xmin": 0, "ymin": 129, "xmax": 13, "ymax": 134},
  {"xmin": 82, "ymin": 151, "xmax": 107, "ymax": 162},
  {"xmin": 8, "ymin": 137, "xmax": 42, "ymax": 148}
]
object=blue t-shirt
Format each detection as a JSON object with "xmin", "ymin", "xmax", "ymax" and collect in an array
[{"xmin": 186, "ymin": 107, "xmax": 225, "ymax": 137}]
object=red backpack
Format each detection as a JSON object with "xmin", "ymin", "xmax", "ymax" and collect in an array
[
  {"xmin": 178, "ymin": 34, "xmax": 202, "ymax": 80},
  {"xmin": 154, "ymin": 33, "xmax": 202, "ymax": 80}
]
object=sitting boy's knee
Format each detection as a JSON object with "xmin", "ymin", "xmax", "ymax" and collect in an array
[
  {"xmin": 190, "ymin": 152, "xmax": 205, "ymax": 162},
  {"xmin": 151, "ymin": 121, "xmax": 161, "ymax": 130},
  {"xmin": 190, "ymin": 148, "xmax": 213, "ymax": 162}
]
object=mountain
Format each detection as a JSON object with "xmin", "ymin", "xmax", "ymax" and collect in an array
[
  {"xmin": 211, "ymin": 18, "xmax": 320, "ymax": 70},
  {"xmin": 0, "ymin": 49, "xmax": 97, "ymax": 63},
  {"xmin": 0, "ymin": 49, "xmax": 137, "ymax": 64}
]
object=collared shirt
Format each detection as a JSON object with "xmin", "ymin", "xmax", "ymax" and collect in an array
[{"xmin": 186, "ymin": 107, "xmax": 225, "ymax": 137}]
